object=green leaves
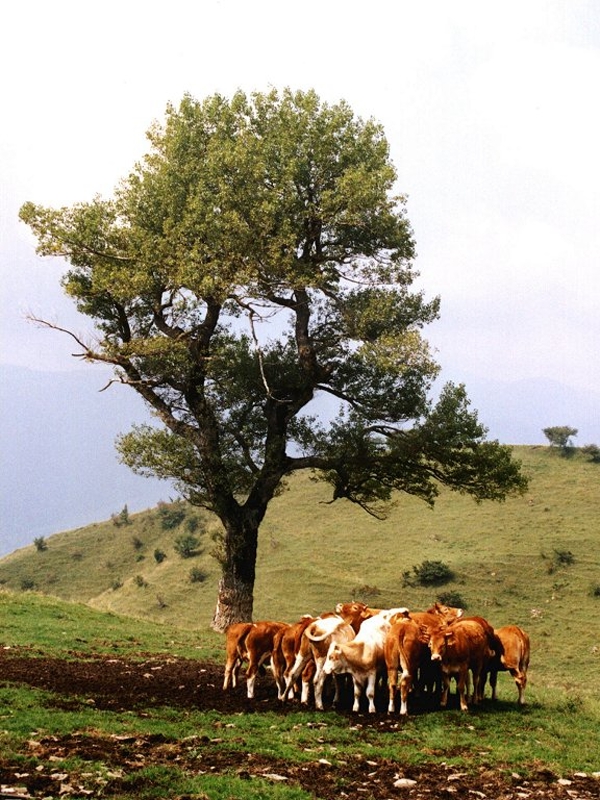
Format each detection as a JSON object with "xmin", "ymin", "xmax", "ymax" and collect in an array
[{"xmin": 21, "ymin": 86, "xmax": 527, "ymax": 529}]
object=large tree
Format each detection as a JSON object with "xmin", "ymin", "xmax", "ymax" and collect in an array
[{"xmin": 20, "ymin": 89, "xmax": 527, "ymax": 630}]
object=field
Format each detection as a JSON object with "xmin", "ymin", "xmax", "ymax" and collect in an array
[{"xmin": 1, "ymin": 446, "xmax": 600, "ymax": 798}]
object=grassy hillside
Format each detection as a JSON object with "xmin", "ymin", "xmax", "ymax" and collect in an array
[{"xmin": 1, "ymin": 446, "xmax": 599, "ymax": 694}]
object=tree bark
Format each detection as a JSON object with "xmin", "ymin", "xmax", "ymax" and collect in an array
[
  {"xmin": 212, "ymin": 573, "xmax": 255, "ymax": 631},
  {"xmin": 211, "ymin": 513, "xmax": 260, "ymax": 631}
]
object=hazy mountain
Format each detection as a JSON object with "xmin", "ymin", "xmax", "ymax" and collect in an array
[
  {"xmin": 1, "ymin": 364, "xmax": 598, "ymax": 557},
  {"xmin": 0, "ymin": 365, "xmax": 173, "ymax": 556}
]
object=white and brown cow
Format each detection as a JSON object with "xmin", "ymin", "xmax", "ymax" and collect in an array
[
  {"xmin": 322, "ymin": 608, "xmax": 409, "ymax": 713},
  {"xmin": 283, "ymin": 614, "xmax": 356, "ymax": 710}
]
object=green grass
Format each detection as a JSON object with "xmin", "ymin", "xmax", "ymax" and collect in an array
[{"xmin": 1, "ymin": 447, "xmax": 599, "ymax": 691}]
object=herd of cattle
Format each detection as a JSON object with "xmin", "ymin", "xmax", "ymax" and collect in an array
[{"xmin": 222, "ymin": 601, "xmax": 531, "ymax": 715}]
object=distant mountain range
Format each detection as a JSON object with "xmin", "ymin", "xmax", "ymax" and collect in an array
[{"xmin": 1, "ymin": 364, "xmax": 598, "ymax": 557}]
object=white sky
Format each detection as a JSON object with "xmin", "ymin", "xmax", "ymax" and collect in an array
[{"xmin": 1, "ymin": 0, "xmax": 599, "ymax": 392}]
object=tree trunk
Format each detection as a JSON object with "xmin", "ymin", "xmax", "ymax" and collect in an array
[
  {"xmin": 211, "ymin": 513, "xmax": 259, "ymax": 632},
  {"xmin": 212, "ymin": 573, "xmax": 255, "ymax": 631}
]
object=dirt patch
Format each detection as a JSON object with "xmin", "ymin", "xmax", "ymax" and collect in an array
[{"xmin": 1, "ymin": 649, "xmax": 599, "ymax": 799}]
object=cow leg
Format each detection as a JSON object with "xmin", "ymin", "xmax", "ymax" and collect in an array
[
  {"xmin": 351, "ymin": 675, "xmax": 365, "ymax": 713},
  {"xmin": 300, "ymin": 660, "xmax": 315, "ymax": 704},
  {"xmin": 365, "ymin": 673, "xmax": 377, "ymax": 714},
  {"xmin": 283, "ymin": 651, "xmax": 309, "ymax": 703},
  {"xmin": 313, "ymin": 661, "xmax": 327, "ymax": 711},
  {"xmin": 224, "ymin": 654, "xmax": 243, "ymax": 690},
  {"xmin": 223, "ymin": 658, "xmax": 234, "ymax": 690},
  {"xmin": 246, "ymin": 651, "xmax": 271, "ymax": 699},
  {"xmin": 511, "ymin": 668, "xmax": 527, "ymax": 705},
  {"xmin": 457, "ymin": 667, "xmax": 470, "ymax": 711},
  {"xmin": 399, "ymin": 669, "xmax": 412, "ymax": 716},
  {"xmin": 246, "ymin": 661, "xmax": 258, "ymax": 699},
  {"xmin": 387, "ymin": 668, "xmax": 398, "ymax": 714},
  {"xmin": 471, "ymin": 666, "xmax": 483, "ymax": 705},
  {"xmin": 440, "ymin": 671, "xmax": 450, "ymax": 708}
]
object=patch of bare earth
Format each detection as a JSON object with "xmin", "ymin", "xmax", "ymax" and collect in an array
[{"xmin": 1, "ymin": 649, "xmax": 599, "ymax": 799}]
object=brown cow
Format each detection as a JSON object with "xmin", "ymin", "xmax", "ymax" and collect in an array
[
  {"xmin": 428, "ymin": 618, "xmax": 496, "ymax": 711},
  {"xmin": 222, "ymin": 622, "xmax": 254, "ymax": 690},
  {"xmin": 271, "ymin": 615, "xmax": 317, "ymax": 701},
  {"xmin": 244, "ymin": 620, "xmax": 290, "ymax": 698},
  {"xmin": 222, "ymin": 620, "xmax": 289, "ymax": 698},
  {"xmin": 486, "ymin": 624, "xmax": 531, "ymax": 705},
  {"xmin": 385, "ymin": 617, "xmax": 431, "ymax": 715}
]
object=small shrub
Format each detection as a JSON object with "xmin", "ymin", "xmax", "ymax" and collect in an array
[
  {"xmin": 554, "ymin": 549, "xmax": 575, "ymax": 565},
  {"xmin": 111, "ymin": 505, "xmax": 131, "ymax": 527},
  {"xmin": 33, "ymin": 536, "xmax": 47, "ymax": 552},
  {"xmin": 111, "ymin": 579, "xmax": 123, "ymax": 590},
  {"xmin": 134, "ymin": 574, "xmax": 148, "ymax": 588},
  {"xmin": 408, "ymin": 560, "xmax": 455, "ymax": 587},
  {"xmin": 590, "ymin": 583, "xmax": 600, "ymax": 598},
  {"xmin": 131, "ymin": 535, "xmax": 144, "ymax": 551},
  {"xmin": 188, "ymin": 567, "xmax": 207, "ymax": 583},
  {"xmin": 174, "ymin": 534, "xmax": 201, "ymax": 559},
  {"xmin": 20, "ymin": 577, "xmax": 36, "ymax": 591},
  {"xmin": 186, "ymin": 515, "xmax": 201, "ymax": 534},
  {"xmin": 156, "ymin": 595, "xmax": 168, "ymax": 609},
  {"xmin": 154, "ymin": 548, "xmax": 167, "ymax": 564},
  {"xmin": 436, "ymin": 590, "xmax": 467, "ymax": 609},
  {"xmin": 582, "ymin": 444, "xmax": 600, "ymax": 463},
  {"xmin": 158, "ymin": 502, "xmax": 186, "ymax": 530}
]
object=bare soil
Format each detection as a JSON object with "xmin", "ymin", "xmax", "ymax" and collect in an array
[{"xmin": 1, "ymin": 648, "xmax": 598, "ymax": 799}]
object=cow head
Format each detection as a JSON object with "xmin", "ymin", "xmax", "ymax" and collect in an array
[
  {"xmin": 428, "ymin": 602, "xmax": 463, "ymax": 621},
  {"xmin": 428, "ymin": 627, "xmax": 453, "ymax": 661}
]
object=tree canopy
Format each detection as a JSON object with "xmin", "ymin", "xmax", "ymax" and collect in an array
[{"xmin": 20, "ymin": 88, "xmax": 528, "ymax": 629}]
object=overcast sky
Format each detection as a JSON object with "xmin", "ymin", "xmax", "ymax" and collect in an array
[{"xmin": 1, "ymin": 2, "xmax": 598, "ymax": 416}]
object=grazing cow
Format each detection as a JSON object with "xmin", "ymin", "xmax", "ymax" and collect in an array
[
  {"xmin": 384, "ymin": 617, "xmax": 431, "ymax": 715},
  {"xmin": 322, "ymin": 608, "xmax": 409, "ymax": 713},
  {"xmin": 428, "ymin": 618, "xmax": 496, "ymax": 711},
  {"xmin": 486, "ymin": 624, "xmax": 530, "ymax": 705},
  {"xmin": 223, "ymin": 622, "xmax": 254, "ymax": 690},
  {"xmin": 283, "ymin": 615, "xmax": 356, "ymax": 709}
]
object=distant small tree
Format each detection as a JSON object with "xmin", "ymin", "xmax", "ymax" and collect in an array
[
  {"xmin": 33, "ymin": 536, "xmax": 48, "ymax": 552},
  {"xmin": 543, "ymin": 426, "xmax": 578, "ymax": 456},
  {"xmin": 111, "ymin": 505, "xmax": 131, "ymax": 527}
]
